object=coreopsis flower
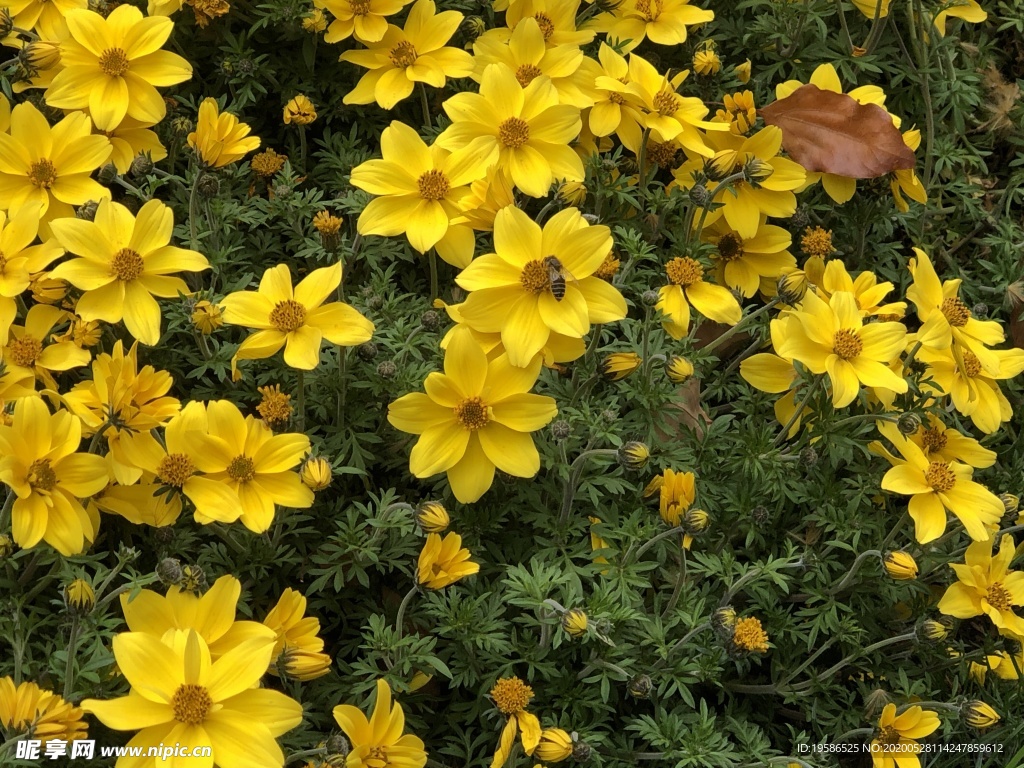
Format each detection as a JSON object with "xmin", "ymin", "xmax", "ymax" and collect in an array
[
  {"xmin": 970, "ymin": 650, "xmax": 1023, "ymax": 683},
  {"xmin": 816, "ymin": 260, "xmax": 906, "ymax": 318},
  {"xmin": 3, "ymin": 303, "xmax": 90, "ymax": 389},
  {"xmin": 283, "ymin": 94, "xmax": 317, "ymax": 124},
  {"xmin": 417, "ymin": 532, "xmax": 479, "ymax": 589},
  {"xmin": 705, "ymin": 218, "xmax": 796, "ymax": 298},
  {"xmin": 589, "ymin": 45, "xmax": 646, "ymax": 152},
  {"xmin": 44, "ymin": 6, "xmax": 191, "ymax": 131},
  {"xmin": 263, "ymin": 588, "xmax": 328, "ymax": 670},
  {"xmin": 220, "ymin": 262, "xmax": 374, "ymax": 372},
  {"xmin": 883, "ymin": 551, "xmax": 918, "ymax": 581},
  {"xmin": 191, "ymin": 400, "xmax": 313, "ymax": 533},
  {"xmin": 490, "ymin": 677, "xmax": 541, "ymax": 768},
  {"xmin": 82, "ymin": 628, "xmax": 303, "ymax": 767},
  {"xmin": 536, "ymin": 728, "xmax": 573, "ymax": 762},
  {"xmin": 350, "ymin": 120, "xmax": 493, "ymax": 268},
  {"xmin": 890, "ymin": 129, "xmax": 927, "ymax": 212},
  {"xmin": 251, "ymin": 148, "xmax": 287, "ymax": 178},
  {"xmin": 735, "ymin": 59, "xmax": 751, "ymax": 83},
  {"xmin": 716, "ymin": 90, "xmax": 757, "ymax": 135},
  {"xmin": 593, "ymin": 0, "xmax": 713, "ymax": 52},
  {"xmin": 187, "ymin": 97, "xmax": 261, "ymax": 167},
  {"xmin": 645, "ymin": 468, "xmax": 695, "ymax": 528},
  {"xmin": 656, "ymin": 256, "xmax": 742, "ymax": 339},
  {"xmin": 932, "ymin": 0, "xmax": 985, "ymax": 36},
  {"xmin": 454, "ymin": 207, "xmax": 626, "ymax": 366},
  {"xmin": 437, "ymin": 63, "xmax": 583, "ymax": 198},
  {"xmin": 387, "ymin": 328, "xmax": 557, "ymax": 503},
  {"xmin": 774, "ymin": 291, "xmax": 908, "ymax": 408},
  {"xmin": 317, "ymin": 0, "xmax": 412, "ymax": 43},
  {"xmin": 192, "ymin": 299, "xmax": 224, "ymax": 334},
  {"xmin": 917, "ymin": 344, "xmax": 1024, "ymax": 434},
  {"xmin": 0, "ymin": 398, "xmax": 108, "ymax": 556},
  {"xmin": 0, "ymin": 103, "xmax": 111, "ymax": 224},
  {"xmin": 0, "ymin": 678, "xmax": 88, "ymax": 744},
  {"xmin": 104, "ymin": 117, "xmax": 169, "ymax": 174},
  {"xmin": 938, "ymin": 534, "xmax": 1024, "ymax": 636},
  {"xmin": 501, "ymin": 0, "xmax": 594, "ymax": 47},
  {"xmin": 300, "ymin": 456, "xmax": 333, "ymax": 490},
  {"xmin": 869, "ymin": 704, "xmax": 940, "ymax": 768},
  {"xmin": 0, "ymin": 203, "xmax": 64, "ymax": 306},
  {"xmin": 333, "ymin": 679, "xmax": 427, "ymax": 768},
  {"xmin": 871, "ymin": 417, "xmax": 996, "ymax": 471},
  {"xmin": 49, "ymin": 198, "xmax": 209, "ymax": 346},
  {"xmin": 601, "ymin": 351, "xmax": 642, "ymax": 380},
  {"xmin": 693, "ymin": 44, "xmax": 721, "ymax": 76},
  {"xmin": 340, "ymin": 0, "xmax": 473, "ymax": 109},
  {"xmin": 415, "ymin": 500, "xmax": 449, "ymax": 533},
  {"xmin": 877, "ymin": 420, "xmax": 1003, "ymax": 543}
]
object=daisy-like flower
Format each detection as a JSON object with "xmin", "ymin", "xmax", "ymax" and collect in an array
[
  {"xmin": 44, "ymin": 6, "xmax": 192, "ymax": 131},
  {"xmin": 454, "ymin": 206, "xmax": 627, "ymax": 367},
  {"xmin": 656, "ymin": 255, "xmax": 741, "ymax": 340},
  {"xmin": 644, "ymin": 468, "xmax": 695, "ymax": 526},
  {"xmin": 0, "ymin": 103, "xmax": 111, "ymax": 225},
  {"xmin": 282, "ymin": 94, "xmax": 317, "ymax": 124},
  {"xmin": 0, "ymin": 398, "xmax": 108, "ymax": 556},
  {"xmin": 0, "ymin": 678, "xmax": 88, "ymax": 745},
  {"xmin": 49, "ymin": 198, "xmax": 209, "ymax": 346},
  {"xmin": 263, "ymin": 588, "xmax": 330, "ymax": 679},
  {"xmin": 104, "ymin": 116, "xmax": 169, "ymax": 174},
  {"xmin": 219, "ymin": 262, "xmax": 374, "ymax": 372},
  {"xmin": 387, "ymin": 328, "xmax": 557, "ymax": 503},
  {"xmin": 417, "ymin": 532, "xmax": 480, "ymax": 589},
  {"xmin": 502, "ymin": 0, "xmax": 595, "ymax": 47},
  {"xmin": 869, "ymin": 704, "xmax": 939, "ymax": 768},
  {"xmin": 816, "ymin": 260, "xmax": 906, "ymax": 319},
  {"xmin": 877, "ymin": 420, "xmax": 1003, "ymax": 543},
  {"xmin": 9, "ymin": 0, "xmax": 87, "ymax": 40},
  {"xmin": 589, "ymin": 44, "xmax": 647, "ymax": 153},
  {"xmin": 938, "ymin": 534, "xmax": 1024, "ymax": 636},
  {"xmin": 704, "ymin": 218, "xmax": 796, "ymax": 298},
  {"xmin": 774, "ymin": 290, "xmax": 908, "ymax": 408},
  {"xmin": 0, "ymin": 202, "xmax": 64, "ymax": 308},
  {"xmin": 187, "ymin": 98, "xmax": 261, "ymax": 168},
  {"xmin": 191, "ymin": 400, "xmax": 313, "ymax": 533},
  {"xmin": 3, "ymin": 304, "xmax": 91, "ymax": 389},
  {"xmin": 593, "ymin": 0, "xmax": 714, "ymax": 52},
  {"xmin": 870, "ymin": 418, "xmax": 995, "ymax": 472},
  {"xmin": 82, "ymin": 629, "xmax": 303, "ymax": 768},
  {"xmin": 489, "ymin": 676, "xmax": 541, "ymax": 768},
  {"xmin": 437, "ymin": 63, "xmax": 583, "ymax": 198},
  {"xmin": 332, "ymin": 680, "xmax": 427, "ymax": 768},
  {"xmin": 316, "ymin": 0, "xmax": 413, "ymax": 43},
  {"xmin": 350, "ymin": 120, "xmax": 494, "ymax": 267},
  {"xmin": 340, "ymin": 0, "xmax": 474, "ymax": 109}
]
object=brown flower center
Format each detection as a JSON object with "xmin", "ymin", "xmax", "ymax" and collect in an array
[
  {"xmin": 533, "ymin": 12, "xmax": 554, "ymax": 40},
  {"xmin": 831, "ymin": 329, "xmax": 862, "ymax": 360},
  {"xmin": 388, "ymin": 40, "xmax": 418, "ymax": 68},
  {"xmin": 940, "ymin": 296, "xmax": 970, "ymax": 327},
  {"xmin": 98, "ymin": 47, "xmax": 130, "ymax": 77},
  {"xmin": 417, "ymin": 169, "xmax": 450, "ymax": 201},
  {"xmin": 227, "ymin": 455, "xmax": 256, "ymax": 482},
  {"xmin": 350, "ymin": 0, "xmax": 371, "ymax": 14},
  {"xmin": 876, "ymin": 726, "xmax": 900, "ymax": 746},
  {"xmin": 921, "ymin": 427, "xmax": 947, "ymax": 454},
  {"xmin": 498, "ymin": 117, "xmax": 530, "ymax": 149},
  {"xmin": 716, "ymin": 233, "xmax": 744, "ymax": 262},
  {"xmin": 593, "ymin": 252, "xmax": 619, "ymax": 281},
  {"xmin": 520, "ymin": 259, "xmax": 550, "ymax": 293},
  {"xmin": 7, "ymin": 335, "xmax": 42, "ymax": 367},
  {"xmin": 270, "ymin": 300, "xmax": 307, "ymax": 332},
  {"xmin": 515, "ymin": 64, "xmax": 543, "ymax": 87},
  {"xmin": 28, "ymin": 159, "xmax": 57, "ymax": 188},
  {"xmin": 608, "ymin": 92, "xmax": 625, "ymax": 105},
  {"xmin": 653, "ymin": 89, "xmax": 679, "ymax": 115},
  {"xmin": 961, "ymin": 350, "xmax": 982, "ymax": 378},
  {"xmin": 111, "ymin": 248, "xmax": 145, "ymax": 281},
  {"xmin": 647, "ymin": 139, "xmax": 681, "ymax": 169},
  {"xmin": 157, "ymin": 453, "xmax": 196, "ymax": 487},
  {"xmin": 665, "ymin": 256, "xmax": 702, "ymax": 286},
  {"xmin": 986, "ymin": 582, "xmax": 1012, "ymax": 612},
  {"xmin": 27, "ymin": 458, "xmax": 57, "ymax": 492},
  {"xmin": 171, "ymin": 684, "xmax": 212, "ymax": 725},
  {"xmin": 454, "ymin": 396, "xmax": 489, "ymax": 430},
  {"xmin": 924, "ymin": 461, "xmax": 955, "ymax": 492}
]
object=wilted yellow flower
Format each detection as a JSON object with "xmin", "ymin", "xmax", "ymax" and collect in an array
[
  {"xmin": 415, "ymin": 501, "xmax": 449, "ymax": 533},
  {"xmin": 302, "ymin": 7, "xmax": 327, "ymax": 32},
  {"xmin": 0, "ymin": 678, "xmax": 88, "ymax": 744},
  {"xmin": 535, "ymin": 728, "xmax": 573, "ymax": 762},
  {"xmin": 300, "ymin": 457, "xmax": 333, "ymax": 491},
  {"xmin": 962, "ymin": 700, "xmax": 1000, "ymax": 730},
  {"xmin": 191, "ymin": 300, "xmax": 224, "ymax": 334},
  {"xmin": 188, "ymin": 97, "xmax": 261, "ymax": 167},
  {"xmin": 417, "ymin": 532, "xmax": 479, "ymax": 589},
  {"xmin": 251, "ymin": 148, "xmax": 287, "ymax": 178},
  {"xmin": 561, "ymin": 608, "xmax": 587, "ymax": 638},
  {"xmin": 883, "ymin": 551, "xmax": 918, "ymax": 581},
  {"xmin": 601, "ymin": 352, "xmax": 642, "ymax": 381},
  {"xmin": 736, "ymin": 59, "xmax": 751, "ymax": 83},
  {"xmin": 257, "ymin": 384, "xmax": 293, "ymax": 429},
  {"xmin": 693, "ymin": 45, "xmax": 721, "ymax": 76},
  {"xmin": 283, "ymin": 94, "xmax": 317, "ymax": 125}
]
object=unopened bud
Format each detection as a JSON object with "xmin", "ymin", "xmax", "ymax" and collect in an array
[
  {"xmin": 156, "ymin": 557, "xmax": 183, "ymax": 585},
  {"xmin": 0, "ymin": 533, "xmax": 13, "ymax": 557},
  {"xmin": 415, "ymin": 501, "xmax": 449, "ymax": 533},
  {"xmin": 129, "ymin": 152, "xmax": 154, "ymax": 177},
  {"xmin": 917, "ymin": 617, "xmax": 952, "ymax": 643},
  {"xmin": 419, "ymin": 310, "xmax": 440, "ymax": 330},
  {"xmin": 961, "ymin": 700, "xmax": 1000, "ymax": 730},
  {"xmin": 998, "ymin": 493, "xmax": 1018, "ymax": 516},
  {"xmin": 641, "ymin": 289, "xmax": 660, "ymax": 306},
  {"xmin": 97, "ymin": 163, "xmax": 119, "ymax": 185},
  {"xmin": 712, "ymin": 606, "xmax": 737, "ymax": 637},
  {"xmin": 627, "ymin": 673, "xmax": 653, "ymax": 699},
  {"xmin": 689, "ymin": 183, "xmax": 712, "ymax": 207},
  {"xmin": 76, "ymin": 200, "xmax": 99, "ymax": 221},
  {"xmin": 883, "ymin": 551, "xmax": 918, "ymax": 581},
  {"xmin": 357, "ymin": 341, "xmax": 378, "ymax": 361},
  {"xmin": 561, "ymin": 608, "xmax": 588, "ymax": 638},
  {"xmin": 897, "ymin": 412, "xmax": 921, "ymax": 435},
  {"xmin": 551, "ymin": 420, "xmax": 572, "ymax": 441},
  {"xmin": 743, "ymin": 157, "xmax": 774, "ymax": 183},
  {"xmin": 197, "ymin": 173, "xmax": 220, "ymax": 198},
  {"xmin": 572, "ymin": 740, "xmax": 592, "ymax": 763},
  {"xmin": 64, "ymin": 578, "xmax": 95, "ymax": 614},
  {"xmin": 681, "ymin": 508, "xmax": 710, "ymax": 536},
  {"xmin": 665, "ymin": 356, "xmax": 693, "ymax": 384},
  {"xmin": 179, "ymin": 563, "xmax": 207, "ymax": 593},
  {"xmin": 300, "ymin": 457, "xmax": 332, "ymax": 491},
  {"xmin": 600, "ymin": 352, "xmax": 642, "ymax": 381},
  {"xmin": 776, "ymin": 271, "xmax": 807, "ymax": 304},
  {"xmin": 377, "ymin": 360, "xmax": 397, "ymax": 379},
  {"xmin": 616, "ymin": 441, "xmax": 650, "ymax": 471}
]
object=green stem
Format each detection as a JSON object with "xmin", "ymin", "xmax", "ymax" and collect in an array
[
  {"xmin": 419, "ymin": 82, "xmax": 431, "ymax": 129},
  {"xmin": 296, "ymin": 370, "xmax": 306, "ymax": 432},
  {"xmin": 862, "ymin": 0, "xmax": 890, "ymax": 53},
  {"xmin": 63, "ymin": 615, "xmax": 81, "ymax": 701},
  {"xmin": 632, "ymin": 525, "xmax": 685, "ymax": 562},
  {"xmin": 771, "ymin": 378, "xmax": 822, "ymax": 447},
  {"xmin": 828, "ymin": 550, "xmax": 881, "ymax": 595},
  {"xmin": 188, "ymin": 169, "xmax": 203, "ymax": 251},
  {"xmin": 703, "ymin": 297, "xmax": 780, "ymax": 355},
  {"xmin": 636, "ymin": 128, "xmax": 651, "ymax": 197},
  {"xmin": 337, "ymin": 347, "xmax": 348, "ymax": 430},
  {"xmin": 0, "ymin": 490, "xmax": 13, "ymax": 532},
  {"xmin": 832, "ymin": 0, "xmax": 855, "ymax": 52},
  {"xmin": 790, "ymin": 631, "xmax": 917, "ymax": 691},
  {"xmin": 557, "ymin": 448, "xmax": 616, "ymax": 526},
  {"xmin": 692, "ymin": 172, "xmax": 746, "ymax": 239},
  {"xmin": 298, "ymin": 125, "xmax": 308, "ymax": 171},
  {"xmin": 428, "ymin": 249, "xmax": 439, "ymax": 303},
  {"xmin": 394, "ymin": 584, "xmax": 420, "ymax": 644},
  {"xmin": 650, "ymin": 622, "xmax": 711, "ymax": 671}
]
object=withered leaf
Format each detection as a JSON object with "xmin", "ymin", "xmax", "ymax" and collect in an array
[{"xmin": 760, "ymin": 84, "xmax": 916, "ymax": 178}]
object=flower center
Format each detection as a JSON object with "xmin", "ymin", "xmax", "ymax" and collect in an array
[
  {"xmin": 635, "ymin": 0, "xmax": 655, "ymax": 21},
  {"xmin": 27, "ymin": 459, "xmax": 57, "ymax": 492},
  {"xmin": 388, "ymin": 40, "xmax": 418, "ymax": 68},
  {"xmin": 653, "ymin": 88, "xmax": 679, "ymax": 115},
  {"xmin": 647, "ymin": 139, "xmax": 681, "ymax": 169},
  {"xmin": 98, "ymin": 47, "xmax": 130, "ymax": 77},
  {"xmin": 520, "ymin": 259, "xmax": 550, "ymax": 294},
  {"xmin": 532, "ymin": 12, "xmax": 554, "ymax": 40},
  {"xmin": 608, "ymin": 92, "xmax": 625, "ymax": 105},
  {"xmin": 498, "ymin": 117, "xmax": 530, "ymax": 149},
  {"xmin": 171, "ymin": 684, "xmax": 212, "ymax": 725},
  {"xmin": 157, "ymin": 453, "xmax": 196, "ymax": 487},
  {"xmin": 350, "ymin": 0, "xmax": 371, "ymax": 13},
  {"xmin": 515, "ymin": 64, "xmax": 543, "ymax": 87},
  {"xmin": 876, "ymin": 726, "xmax": 900, "ymax": 746},
  {"xmin": 369, "ymin": 747, "xmax": 389, "ymax": 763},
  {"xmin": 227, "ymin": 455, "xmax": 256, "ymax": 482},
  {"xmin": 28, "ymin": 159, "xmax": 57, "ymax": 188},
  {"xmin": 800, "ymin": 227, "xmax": 835, "ymax": 258},
  {"xmin": 716, "ymin": 233, "xmax": 744, "ymax": 262},
  {"xmin": 921, "ymin": 427, "xmax": 947, "ymax": 453},
  {"xmin": 961, "ymin": 350, "xmax": 982, "ymax": 378},
  {"xmin": 490, "ymin": 676, "xmax": 533, "ymax": 714},
  {"xmin": 831, "ymin": 329, "xmax": 862, "ymax": 360},
  {"xmin": 111, "ymin": 248, "xmax": 145, "ymax": 281},
  {"xmin": 924, "ymin": 461, "xmax": 955, "ymax": 492},
  {"xmin": 665, "ymin": 256, "xmax": 702, "ymax": 286},
  {"xmin": 986, "ymin": 582, "xmax": 1012, "ymax": 612},
  {"xmin": 454, "ymin": 396, "xmax": 489, "ymax": 430},
  {"xmin": 940, "ymin": 297, "xmax": 970, "ymax": 327},
  {"xmin": 7, "ymin": 335, "xmax": 42, "ymax": 367},
  {"xmin": 269, "ymin": 300, "xmax": 307, "ymax": 332},
  {"xmin": 417, "ymin": 169, "xmax": 450, "ymax": 201}
]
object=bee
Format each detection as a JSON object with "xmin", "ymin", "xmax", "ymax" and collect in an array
[{"xmin": 543, "ymin": 255, "xmax": 575, "ymax": 301}]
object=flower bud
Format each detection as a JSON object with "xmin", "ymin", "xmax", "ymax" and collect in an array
[
  {"xmin": 666, "ymin": 356, "xmax": 693, "ymax": 384},
  {"xmin": 20, "ymin": 40, "xmax": 62, "ymax": 73},
  {"xmin": 0, "ymin": 533, "xmax": 13, "ymax": 557},
  {"xmin": 601, "ymin": 409, "xmax": 617, "ymax": 423},
  {"xmin": 179, "ymin": 563, "xmax": 207, "ymax": 592},
  {"xmin": 0, "ymin": 8, "xmax": 13, "ymax": 38},
  {"xmin": 712, "ymin": 606, "xmax": 737, "ymax": 637},
  {"xmin": 616, "ymin": 441, "xmax": 650, "ymax": 471},
  {"xmin": 76, "ymin": 200, "xmax": 99, "ymax": 221},
  {"xmin": 557, "ymin": 180, "xmax": 587, "ymax": 206},
  {"xmin": 799, "ymin": 446, "xmax": 818, "ymax": 467},
  {"xmin": 415, "ymin": 501, "xmax": 449, "ymax": 533},
  {"xmin": 326, "ymin": 733, "xmax": 351, "ymax": 762},
  {"xmin": 999, "ymin": 493, "xmax": 1018, "ymax": 516},
  {"xmin": 300, "ymin": 457, "xmax": 333, "ymax": 491},
  {"xmin": 693, "ymin": 47, "xmax": 721, "ymax": 77},
  {"xmin": 561, "ymin": 608, "xmax": 588, "ymax": 638},
  {"xmin": 883, "ymin": 551, "xmax": 918, "ymax": 581},
  {"xmin": 972, "ymin": 302, "xmax": 989, "ymax": 319},
  {"xmin": 302, "ymin": 7, "xmax": 327, "ymax": 32},
  {"xmin": 600, "ymin": 352, "xmax": 642, "ymax": 381},
  {"xmin": 129, "ymin": 152, "xmax": 154, "ymax": 178},
  {"xmin": 278, "ymin": 647, "xmax": 332, "ymax": 681},
  {"xmin": 97, "ymin": 162, "xmax": 119, "ymax": 185},
  {"xmin": 313, "ymin": 210, "xmax": 343, "ymax": 251},
  {"xmin": 688, "ymin": 183, "xmax": 712, "ymax": 207},
  {"xmin": 64, "ymin": 578, "xmax": 95, "ymax": 614},
  {"xmin": 283, "ymin": 94, "xmax": 317, "ymax": 125},
  {"xmin": 191, "ymin": 300, "xmax": 224, "ymax": 335},
  {"xmin": 535, "ymin": 728, "xmax": 574, "ymax": 763},
  {"xmin": 419, "ymin": 310, "xmax": 440, "ymax": 331},
  {"xmin": 627, "ymin": 674, "xmax": 653, "ymax": 699},
  {"xmin": 961, "ymin": 700, "xmax": 1000, "ymax": 730},
  {"xmin": 641, "ymin": 289, "xmax": 660, "ymax": 307},
  {"xmin": 735, "ymin": 59, "xmax": 752, "ymax": 84},
  {"xmin": 743, "ymin": 157, "xmax": 774, "ymax": 184},
  {"xmin": 197, "ymin": 173, "xmax": 220, "ymax": 198},
  {"xmin": 551, "ymin": 420, "xmax": 572, "ymax": 441},
  {"xmin": 572, "ymin": 740, "xmax": 592, "ymax": 763},
  {"xmin": 156, "ymin": 557, "xmax": 183, "ymax": 585},
  {"xmin": 917, "ymin": 617, "xmax": 951, "ymax": 643},
  {"xmin": 750, "ymin": 505, "xmax": 770, "ymax": 529},
  {"xmin": 681, "ymin": 508, "xmax": 710, "ymax": 536},
  {"xmin": 776, "ymin": 271, "xmax": 807, "ymax": 305},
  {"xmin": 461, "ymin": 15, "xmax": 487, "ymax": 42},
  {"xmin": 357, "ymin": 341, "xmax": 378, "ymax": 361},
  {"xmin": 897, "ymin": 412, "xmax": 921, "ymax": 435}
]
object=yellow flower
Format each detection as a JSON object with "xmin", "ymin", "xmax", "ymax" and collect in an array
[
  {"xmin": 593, "ymin": 0, "xmax": 713, "ymax": 52},
  {"xmin": 647, "ymin": 468, "xmax": 695, "ymax": 527},
  {"xmin": 0, "ymin": 103, "xmax": 111, "ymax": 225},
  {"xmin": 191, "ymin": 299, "xmax": 224, "ymax": 334},
  {"xmin": 104, "ymin": 117, "xmax": 169, "ymax": 174},
  {"xmin": 340, "ymin": 0, "xmax": 473, "ymax": 109},
  {"xmin": 869, "ymin": 704, "xmax": 940, "ymax": 768},
  {"xmin": 278, "ymin": 647, "xmax": 333, "ymax": 681},
  {"xmin": 65, "ymin": 578, "xmax": 96, "ymax": 612},
  {"xmin": 617, "ymin": 441, "xmax": 650, "ymax": 471},
  {"xmin": 883, "ymin": 551, "xmax": 918, "ymax": 581},
  {"xmin": 438, "ymin": 63, "xmax": 583, "ymax": 198},
  {"xmin": 256, "ymin": 383, "xmax": 293, "ymax": 428},
  {"xmin": 418, "ymin": 531, "xmax": 480, "ymax": 588},
  {"xmin": 490, "ymin": 676, "xmax": 541, "ymax": 768},
  {"xmin": 600, "ymin": 351, "xmax": 642, "ymax": 381},
  {"xmin": 220, "ymin": 261, "xmax": 374, "ymax": 372},
  {"xmin": 938, "ymin": 534, "xmax": 1024, "ymax": 636},
  {"xmin": 851, "ymin": 0, "xmax": 891, "ymax": 18},
  {"xmin": 536, "ymin": 728, "xmax": 573, "ymax": 762},
  {"xmin": 589, "ymin": 44, "xmax": 647, "ymax": 153},
  {"xmin": 49, "ymin": 198, "xmax": 208, "ymax": 346},
  {"xmin": 302, "ymin": 7, "xmax": 327, "ymax": 33},
  {"xmin": 933, "ymin": 0, "xmax": 985, "ymax": 36},
  {"xmin": 0, "ymin": 398, "xmax": 108, "ymax": 556},
  {"xmin": 666, "ymin": 355, "xmax": 694, "ymax": 383},
  {"xmin": 415, "ymin": 500, "xmax": 449, "ymax": 532},
  {"xmin": 82, "ymin": 628, "xmax": 302, "ymax": 767},
  {"xmin": 283, "ymin": 94, "xmax": 317, "ymax": 124},
  {"xmin": 705, "ymin": 217, "xmax": 796, "ymax": 298},
  {"xmin": 890, "ymin": 129, "xmax": 927, "ymax": 211},
  {"xmin": 693, "ymin": 45, "xmax": 721, "ymax": 76},
  {"xmin": 351, "ymin": 120, "xmax": 493, "ymax": 267},
  {"xmin": 191, "ymin": 400, "xmax": 313, "ymax": 533},
  {"xmin": 775, "ymin": 290, "xmax": 908, "ymax": 408},
  {"xmin": 3, "ymin": 303, "xmax": 90, "ymax": 390},
  {"xmin": 454, "ymin": 206, "xmax": 626, "ymax": 366},
  {"xmin": 0, "ymin": 677, "xmax": 88, "ymax": 744},
  {"xmin": 333, "ymin": 679, "xmax": 427, "ymax": 768},
  {"xmin": 44, "ymin": 6, "xmax": 191, "ymax": 131},
  {"xmin": 560, "ymin": 609, "xmax": 587, "ymax": 638},
  {"xmin": 735, "ymin": 59, "xmax": 751, "ymax": 83},
  {"xmin": 263, "ymin": 588, "xmax": 327, "ymax": 664},
  {"xmin": 317, "ymin": 0, "xmax": 412, "ymax": 43},
  {"xmin": 0, "ymin": 203, "xmax": 64, "ymax": 308},
  {"xmin": 878, "ymin": 420, "xmax": 1003, "ymax": 543},
  {"xmin": 715, "ymin": 90, "xmax": 757, "ymax": 135},
  {"xmin": 731, "ymin": 616, "xmax": 769, "ymax": 654},
  {"xmin": 656, "ymin": 256, "xmax": 742, "ymax": 339},
  {"xmin": 187, "ymin": 97, "xmax": 261, "ymax": 168},
  {"xmin": 870, "ymin": 415, "xmax": 996, "ymax": 470},
  {"xmin": 300, "ymin": 456, "xmax": 333, "ymax": 490},
  {"xmin": 387, "ymin": 328, "xmax": 557, "ymax": 503},
  {"xmin": 502, "ymin": 0, "xmax": 595, "ymax": 47},
  {"xmin": 917, "ymin": 344, "xmax": 1024, "ymax": 434},
  {"xmin": 816, "ymin": 259, "xmax": 906, "ymax": 319}
]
